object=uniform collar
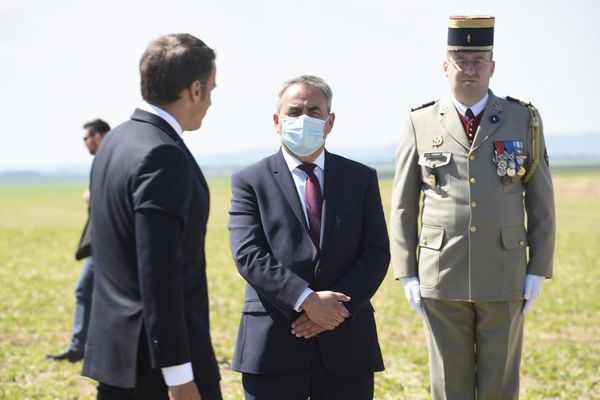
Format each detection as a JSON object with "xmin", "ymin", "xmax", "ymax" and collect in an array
[{"xmin": 451, "ymin": 92, "xmax": 489, "ymax": 118}]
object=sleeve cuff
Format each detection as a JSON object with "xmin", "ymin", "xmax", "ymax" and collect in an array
[
  {"xmin": 294, "ymin": 287, "xmax": 314, "ymax": 312},
  {"xmin": 161, "ymin": 362, "xmax": 194, "ymax": 386}
]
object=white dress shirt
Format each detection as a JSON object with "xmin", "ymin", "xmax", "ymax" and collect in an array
[
  {"xmin": 451, "ymin": 92, "xmax": 489, "ymax": 118},
  {"xmin": 280, "ymin": 147, "xmax": 325, "ymax": 311},
  {"xmin": 137, "ymin": 101, "xmax": 193, "ymax": 387}
]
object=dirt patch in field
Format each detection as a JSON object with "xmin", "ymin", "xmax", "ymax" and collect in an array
[{"xmin": 552, "ymin": 174, "xmax": 600, "ymax": 198}]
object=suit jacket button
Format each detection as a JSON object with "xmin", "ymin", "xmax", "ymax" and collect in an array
[
  {"xmin": 470, "ymin": 226, "xmax": 477, "ymax": 233},
  {"xmin": 469, "ymin": 154, "xmax": 476, "ymax": 161},
  {"xmin": 519, "ymin": 240, "xmax": 525, "ymax": 246},
  {"xmin": 469, "ymin": 177, "xmax": 477, "ymax": 184},
  {"xmin": 470, "ymin": 201, "xmax": 477, "ymax": 208}
]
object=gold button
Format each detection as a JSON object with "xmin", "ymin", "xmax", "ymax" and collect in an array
[
  {"xmin": 470, "ymin": 177, "xmax": 477, "ymax": 184},
  {"xmin": 469, "ymin": 154, "xmax": 476, "ymax": 161},
  {"xmin": 519, "ymin": 240, "xmax": 525, "ymax": 246},
  {"xmin": 422, "ymin": 238, "xmax": 428, "ymax": 246},
  {"xmin": 470, "ymin": 201, "xmax": 477, "ymax": 208},
  {"xmin": 470, "ymin": 226, "xmax": 477, "ymax": 233}
]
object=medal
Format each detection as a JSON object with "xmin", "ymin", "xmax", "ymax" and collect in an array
[
  {"xmin": 507, "ymin": 167, "xmax": 516, "ymax": 177},
  {"xmin": 517, "ymin": 166, "xmax": 526, "ymax": 176},
  {"xmin": 427, "ymin": 174, "xmax": 437, "ymax": 187}
]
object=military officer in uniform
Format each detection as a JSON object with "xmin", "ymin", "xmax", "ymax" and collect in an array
[{"xmin": 390, "ymin": 16, "xmax": 555, "ymax": 400}]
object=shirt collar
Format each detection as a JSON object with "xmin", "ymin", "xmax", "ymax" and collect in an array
[
  {"xmin": 451, "ymin": 92, "xmax": 489, "ymax": 118},
  {"xmin": 281, "ymin": 147, "xmax": 325, "ymax": 173},
  {"xmin": 139, "ymin": 100, "xmax": 183, "ymax": 136}
]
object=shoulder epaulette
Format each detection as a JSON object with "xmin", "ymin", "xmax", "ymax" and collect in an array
[
  {"xmin": 410, "ymin": 100, "xmax": 436, "ymax": 112},
  {"xmin": 505, "ymin": 95, "xmax": 533, "ymax": 107}
]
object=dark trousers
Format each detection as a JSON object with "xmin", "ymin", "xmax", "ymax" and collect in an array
[
  {"xmin": 69, "ymin": 257, "xmax": 93, "ymax": 354},
  {"xmin": 96, "ymin": 333, "xmax": 222, "ymax": 400},
  {"xmin": 97, "ymin": 382, "xmax": 222, "ymax": 400},
  {"xmin": 242, "ymin": 345, "xmax": 374, "ymax": 400}
]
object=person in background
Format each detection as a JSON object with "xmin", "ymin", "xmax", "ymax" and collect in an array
[
  {"xmin": 390, "ymin": 15, "xmax": 555, "ymax": 400},
  {"xmin": 47, "ymin": 118, "xmax": 110, "ymax": 363}
]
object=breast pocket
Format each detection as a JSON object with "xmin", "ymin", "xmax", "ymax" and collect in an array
[{"xmin": 418, "ymin": 152, "xmax": 452, "ymax": 191}]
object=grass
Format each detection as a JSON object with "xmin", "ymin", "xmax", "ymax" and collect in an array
[{"xmin": 1, "ymin": 173, "xmax": 599, "ymax": 399}]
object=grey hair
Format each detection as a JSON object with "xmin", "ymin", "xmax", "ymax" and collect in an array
[{"xmin": 276, "ymin": 75, "xmax": 333, "ymax": 112}]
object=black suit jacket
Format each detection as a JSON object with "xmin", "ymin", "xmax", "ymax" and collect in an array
[
  {"xmin": 228, "ymin": 149, "xmax": 390, "ymax": 375},
  {"xmin": 82, "ymin": 109, "xmax": 220, "ymax": 388}
]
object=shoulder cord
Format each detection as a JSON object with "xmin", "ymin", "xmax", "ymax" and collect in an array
[{"xmin": 523, "ymin": 104, "xmax": 540, "ymax": 183}]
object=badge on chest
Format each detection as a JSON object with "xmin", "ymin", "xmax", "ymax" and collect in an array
[
  {"xmin": 493, "ymin": 141, "xmax": 526, "ymax": 184},
  {"xmin": 418, "ymin": 152, "xmax": 452, "ymax": 189}
]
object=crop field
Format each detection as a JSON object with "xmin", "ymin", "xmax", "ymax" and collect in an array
[{"xmin": 1, "ymin": 173, "xmax": 599, "ymax": 399}]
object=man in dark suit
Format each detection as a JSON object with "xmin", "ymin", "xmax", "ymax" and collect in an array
[
  {"xmin": 228, "ymin": 75, "xmax": 390, "ymax": 400},
  {"xmin": 47, "ymin": 118, "xmax": 110, "ymax": 363},
  {"xmin": 82, "ymin": 34, "xmax": 221, "ymax": 400}
]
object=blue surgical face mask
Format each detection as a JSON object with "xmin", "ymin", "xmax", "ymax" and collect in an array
[{"xmin": 280, "ymin": 114, "xmax": 327, "ymax": 157}]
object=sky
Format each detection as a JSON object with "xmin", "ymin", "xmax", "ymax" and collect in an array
[{"xmin": 1, "ymin": 0, "xmax": 599, "ymax": 171}]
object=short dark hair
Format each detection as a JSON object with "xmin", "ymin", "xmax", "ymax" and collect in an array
[
  {"xmin": 140, "ymin": 33, "xmax": 216, "ymax": 105},
  {"xmin": 83, "ymin": 118, "xmax": 111, "ymax": 137}
]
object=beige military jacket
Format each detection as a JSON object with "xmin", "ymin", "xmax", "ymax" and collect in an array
[{"xmin": 390, "ymin": 91, "xmax": 555, "ymax": 301}]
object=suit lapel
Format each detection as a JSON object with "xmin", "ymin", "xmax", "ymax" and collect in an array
[
  {"xmin": 471, "ymin": 92, "xmax": 504, "ymax": 151},
  {"xmin": 130, "ymin": 108, "xmax": 210, "ymax": 195},
  {"xmin": 439, "ymin": 98, "xmax": 470, "ymax": 151},
  {"xmin": 272, "ymin": 150, "xmax": 310, "ymax": 232},
  {"xmin": 320, "ymin": 151, "xmax": 340, "ymax": 252}
]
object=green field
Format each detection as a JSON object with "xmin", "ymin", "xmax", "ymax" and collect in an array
[{"xmin": 1, "ymin": 174, "xmax": 599, "ymax": 399}]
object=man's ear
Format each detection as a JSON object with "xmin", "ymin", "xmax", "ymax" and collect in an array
[
  {"xmin": 191, "ymin": 80, "xmax": 203, "ymax": 102},
  {"xmin": 273, "ymin": 113, "xmax": 281, "ymax": 132},
  {"xmin": 324, "ymin": 112, "xmax": 335, "ymax": 135}
]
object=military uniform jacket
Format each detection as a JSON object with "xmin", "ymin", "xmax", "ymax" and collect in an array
[{"xmin": 390, "ymin": 91, "xmax": 555, "ymax": 301}]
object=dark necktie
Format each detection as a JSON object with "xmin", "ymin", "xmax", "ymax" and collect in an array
[
  {"xmin": 298, "ymin": 163, "xmax": 323, "ymax": 249},
  {"xmin": 465, "ymin": 108, "xmax": 476, "ymax": 143}
]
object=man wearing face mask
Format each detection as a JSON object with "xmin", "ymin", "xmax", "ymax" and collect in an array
[
  {"xmin": 390, "ymin": 16, "xmax": 555, "ymax": 399},
  {"xmin": 228, "ymin": 75, "xmax": 390, "ymax": 400}
]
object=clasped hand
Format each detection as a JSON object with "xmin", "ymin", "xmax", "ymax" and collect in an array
[{"xmin": 291, "ymin": 291, "xmax": 350, "ymax": 338}]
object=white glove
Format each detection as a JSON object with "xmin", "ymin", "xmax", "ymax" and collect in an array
[
  {"xmin": 401, "ymin": 276, "xmax": 425, "ymax": 319},
  {"xmin": 522, "ymin": 274, "xmax": 545, "ymax": 315}
]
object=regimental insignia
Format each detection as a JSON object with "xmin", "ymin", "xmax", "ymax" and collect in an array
[
  {"xmin": 427, "ymin": 174, "xmax": 437, "ymax": 187},
  {"xmin": 489, "ymin": 114, "xmax": 499, "ymax": 124},
  {"xmin": 432, "ymin": 135, "xmax": 443, "ymax": 147},
  {"xmin": 493, "ymin": 140, "xmax": 527, "ymax": 183}
]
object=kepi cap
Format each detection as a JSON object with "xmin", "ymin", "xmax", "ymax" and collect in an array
[{"xmin": 448, "ymin": 15, "xmax": 494, "ymax": 51}]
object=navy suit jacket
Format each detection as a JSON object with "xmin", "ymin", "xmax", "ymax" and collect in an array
[
  {"xmin": 228, "ymin": 149, "xmax": 390, "ymax": 375},
  {"xmin": 82, "ymin": 109, "xmax": 220, "ymax": 388}
]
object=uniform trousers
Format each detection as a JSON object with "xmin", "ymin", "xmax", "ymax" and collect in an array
[
  {"xmin": 422, "ymin": 298, "xmax": 524, "ymax": 400},
  {"xmin": 242, "ymin": 343, "xmax": 374, "ymax": 400}
]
